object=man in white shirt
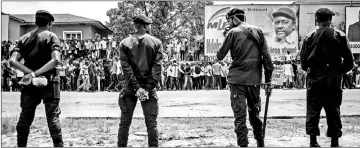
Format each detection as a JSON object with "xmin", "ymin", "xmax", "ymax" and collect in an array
[
  {"xmin": 114, "ymin": 59, "xmax": 123, "ymax": 91},
  {"xmin": 100, "ymin": 38, "xmax": 107, "ymax": 59},
  {"xmin": 204, "ymin": 62, "xmax": 213, "ymax": 90},
  {"xmin": 106, "ymin": 57, "xmax": 119, "ymax": 91},
  {"xmin": 283, "ymin": 61, "xmax": 293, "ymax": 89},
  {"xmin": 58, "ymin": 62, "xmax": 67, "ymax": 91},
  {"xmin": 169, "ymin": 60, "xmax": 184, "ymax": 90}
]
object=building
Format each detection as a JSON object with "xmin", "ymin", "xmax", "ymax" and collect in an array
[{"xmin": 1, "ymin": 12, "xmax": 113, "ymax": 42}]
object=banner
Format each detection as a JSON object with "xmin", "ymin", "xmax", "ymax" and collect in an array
[
  {"xmin": 204, "ymin": 5, "xmax": 299, "ymax": 61},
  {"xmin": 346, "ymin": 7, "xmax": 360, "ymax": 55},
  {"xmin": 271, "ymin": 69, "xmax": 285, "ymax": 86}
]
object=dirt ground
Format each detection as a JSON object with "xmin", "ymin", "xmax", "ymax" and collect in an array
[
  {"xmin": 2, "ymin": 117, "xmax": 360, "ymax": 147},
  {"xmin": 2, "ymin": 89, "xmax": 360, "ymax": 118}
]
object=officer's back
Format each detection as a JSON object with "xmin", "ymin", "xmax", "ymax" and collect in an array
[
  {"xmin": 18, "ymin": 28, "xmax": 58, "ymax": 77},
  {"xmin": 120, "ymin": 34, "xmax": 161, "ymax": 82},
  {"xmin": 225, "ymin": 24, "xmax": 268, "ymax": 85},
  {"xmin": 302, "ymin": 25, "xmax": 353, "ymax": 78}
]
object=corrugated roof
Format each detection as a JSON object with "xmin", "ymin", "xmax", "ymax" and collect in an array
[
  {"xmin": 295, "ymin": 0, "xmax": 360, "ymax": 4},
  {"xmin": 11, "ymin": 14, "xmax": 98, "ymax": 23}
]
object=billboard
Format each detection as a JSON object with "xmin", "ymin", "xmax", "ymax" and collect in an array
[
  {"xmin": 346, "ymin": 7, "xmax": 360, "ymax": 54},
  {"xmin": 204, "ymin": 5, "xmax": 299, "ymax": 61}
]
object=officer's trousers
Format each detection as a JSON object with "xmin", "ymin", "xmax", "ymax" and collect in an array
[
  {"xmin": 117, "ymin": 88, "xmax": 159, "ymax": 147},
  {"xmin": 229, "ymin": 83, "xmax": 263, "ymax": 146},
  {"xmin": 16, "ymin": 85, "xmax": 63, "ymax": 147},
  {"xmin": 306, "ymin": 76, "xmax": 342, "ymax": 137}
]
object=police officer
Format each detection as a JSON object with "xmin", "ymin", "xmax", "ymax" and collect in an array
[
  {"xmin": 216, "ymin": 8, "xmax": 274, "ymax": 147},
  {"xmin": 300, "ymin": 8, "xmax": 354, "ymax": 147},
  {"xmin": 117, "ymin": 14, "xmax": 163, "ymax": 147},
  {"xmin": 9, "ymin": 10, "xmax": 63, "ymax": 147}
]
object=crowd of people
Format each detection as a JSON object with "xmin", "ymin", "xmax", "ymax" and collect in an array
[{"xmin": 2, "ymin": 38, "xmax": 360, "ymax": 92}]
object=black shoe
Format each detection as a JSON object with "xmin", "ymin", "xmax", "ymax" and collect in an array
[
  {"xmin": 331, "ymin": 138, "xmax": 339, "ymax": 147},
  {"xmin": 17, "ymin": 137, "xmax": 27, "ymax": 147},
  {"xmin": 240, "ymin": 145, "xmax": 248, "ymax": 147},
  {"xmin": 310, "ymin": 143, "xmax": 321, "ymax": 147},
  {"xmin": 257, "ymin": 138, "xmax": 265, "ymax": 147}
]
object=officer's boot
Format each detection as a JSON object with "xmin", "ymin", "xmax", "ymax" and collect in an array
[
  {"xmin": 256, "ymin": 137, "xmax": 265, "ymax": 147},
  {"xmin": 330, "ymin": 137, "xmax": 339, "ymax": 147},
  {"xmin": 17, "ymin": 136, "xmax": 28, "ymax": 147},
  {"xmin": 17, "ymin": 126, "xmax": 30, "ymax": 147},
  {"xmin": 310, "ymin": 135, "xmax": 321, "ymax": 147},
  {"xmin": 52, "ymin": 136, "xmax": 64, "ymax": 147}
]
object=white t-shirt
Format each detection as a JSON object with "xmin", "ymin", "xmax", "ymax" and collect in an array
[
  {"xmin": 112, "ymin": 41, "xmax": 117, "ymax": 48},
  {"xmin": 284, "ymin": 64, "xmax": 293, "ymax": 76},
  {"xmin": 116, "ymin": 60, "xmax": 122, "ymax": 75},
  {"xmin": 100, "ymin": 40, "xmax": 107, "ymax": 50}
]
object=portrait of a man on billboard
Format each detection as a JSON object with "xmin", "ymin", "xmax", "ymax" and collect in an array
[
  {"xmin": 348, "ymin": 10, "xmax": 360, "ymax": 42},
  {"xmin": 271, "ymin": 7, "xmax": 298, "ymax": 45}
]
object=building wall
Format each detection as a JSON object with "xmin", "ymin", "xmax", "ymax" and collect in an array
[
  {"xmin": 8, "ymin": 18, "xmax": 24, "ymax": 42},
  {"xmin": 21, "ymin": 24, "xmax": 93, "ymax": 40},
  {"xmin": 19, "ymin": 24, "xmax": 112, "ymax": 40},
  {"xmin": 91, "ymin": 25, "xmax": 112, "ymax": 39},
  {"xmin": 1, "ymin": 14, "xmax": 10, "ymax": 41}
]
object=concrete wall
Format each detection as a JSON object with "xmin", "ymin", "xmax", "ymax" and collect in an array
[
  {"xmin": 19, "ymin": 24, "xmax": 111, "ymax": 40},
  {"xmin": 1, "ymin": 14, "xmax": 9, "ymax": 41},
  {"xmin": 8, "ymin": 18, "xmax": 24, "ymax": 42},
  {"xmin": 91, "ymin": 25, "xmax": 112, "ymax": 39}
]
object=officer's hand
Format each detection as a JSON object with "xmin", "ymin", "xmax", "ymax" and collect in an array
[
  {"xmin": 265, "ymin": 83, "xmax": 272, "ymax": 97},
  {"xmin": 19, "ymin": 74, "xmax": 33, "ymax": 86},
  {"xmin": 136, "ymin": 87, "xmax": 149, "ymax": 100}
]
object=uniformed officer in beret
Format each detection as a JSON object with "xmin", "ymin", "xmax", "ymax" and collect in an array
[
  {"xmin": 9, "ymin": 10, "xmax": 64, "ymax": 147},
  {"xmin": 272, "ymin": 7, "xmax": 297, "ymax": 45},
  {"xmin": 217, "ymin": 8, "xmax": 274, "ymax": 147},
  {"xmin": 300, "ymin": 8, "xmax": 354, "ymax": 147},
  {"xmin": 117, "ymin": 14, "xmax": 163, "ymax": 147}
]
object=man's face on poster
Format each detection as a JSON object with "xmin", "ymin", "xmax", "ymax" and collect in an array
[{"xmin": 273, "ymin": 16, "xmax": 296, "ymax": 40}]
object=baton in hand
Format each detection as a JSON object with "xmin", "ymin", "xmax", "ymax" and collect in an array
[{"xmin": 262, "ymin": 85, "xmax": 272, "ymax": 138}]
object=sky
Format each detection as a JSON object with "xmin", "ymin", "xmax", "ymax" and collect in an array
[{"xmin": 2, "ymin": 1, "xmax": 294, "ymax": 24}]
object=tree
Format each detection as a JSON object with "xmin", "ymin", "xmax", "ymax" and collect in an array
[{"xmin": 105, "ymin": 1, "xmax": 213, "ymax": 44}]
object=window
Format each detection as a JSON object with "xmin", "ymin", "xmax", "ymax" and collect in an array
[{"xmin": 63, "ymin": 31, "xmax": 82, "ymax": 40}]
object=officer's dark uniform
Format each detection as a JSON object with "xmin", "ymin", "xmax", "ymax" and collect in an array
[
  {"xmin": 117, "ymin": 14, "xmax": 163, "ymax": 147},
  {"xmin": 13, "ymin": 10, "xmax": 63, "ymax": 147},
  {"xmin": 300, "ymin": 8, "xmax": 354, "ymax": 145},
  {"xmin": 216, "ymin": 9, "xmax": 274, "ymax": 146}
]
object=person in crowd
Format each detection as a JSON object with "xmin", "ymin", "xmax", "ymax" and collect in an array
[
  {"xmin": 212, "ymin": 61, "xmax": 222, "ymax": 90},
  {"xmin": 106, "ymin": 57, "xmax": 119, "ymax": 91},
  {"xmin": 183, "ymin": 62, "xmax": 193, "ymax": 90},
  {"xmin": 283, "ymin": 60, "xmax": 294, "ymax": 89},
  {"xmin": 58, "ymin": 62, "xmax": 67, "ymax": 91}
]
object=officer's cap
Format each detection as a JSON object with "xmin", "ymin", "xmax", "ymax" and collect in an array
[
  {"xmin": 35, "ymin": 10, "xmax": 54, "ymax": 22},
  {"xmin": 272, "ymin": 7, "xmax": 296, "ymax": 21},
  {"xmin": 226, "ymin": 8, "xmax": 245, "ymax": 19},
  {"xmin": 315, "ymin": 8, "xmax": 335, "ymax": 17},
  {"xmin": 133, "ymin": 14, "xmax": 152, "ymax": 24}
]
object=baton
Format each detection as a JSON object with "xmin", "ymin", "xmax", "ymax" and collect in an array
[{"xmin": 262, "ymin": 87, "xmax": 271, "ymax": 138}]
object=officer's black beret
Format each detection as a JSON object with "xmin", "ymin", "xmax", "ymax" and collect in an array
[
  {"xmin": 272, "ymin": 7, "xmax": 296, "ymax": 21},
  {"xmin": 315, "ymin": 8, "xmax": 335, "ymax": 17},
  {"xmin": 36, "ymin": 10, "xmax": 54, "ymax": 22},
  {"xmin": 133, "ymin": 14, "xmax": 152, "ymax": 24},
  {"xmin": 226, "ymin": 8, "xmax": 245, "ymax": 19}
]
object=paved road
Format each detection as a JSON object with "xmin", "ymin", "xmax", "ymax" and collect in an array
[{"xmin": 2, "ymin": 89, "xmax": 360, "ymax": 118}]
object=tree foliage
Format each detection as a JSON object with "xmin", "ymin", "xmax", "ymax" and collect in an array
[{"xmin": 105, "ymin": 1, "xmax": 213, "ymax": 44}]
